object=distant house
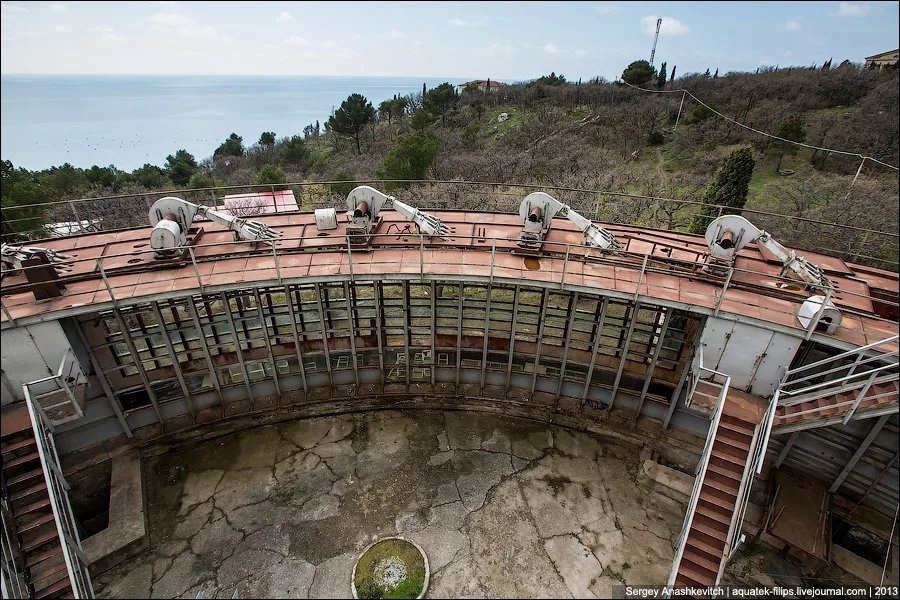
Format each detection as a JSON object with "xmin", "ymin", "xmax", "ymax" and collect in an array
[
  {"xmin": 457, "ymin": 80, "xmax": 507, "ymax": 93},
  {"xmin": 219, "ymin": 190, "xmax": 299, "ymax": 217},
  {"xmin": 864, "ymin": 49, "xmax": 899, "ymax": 69}
]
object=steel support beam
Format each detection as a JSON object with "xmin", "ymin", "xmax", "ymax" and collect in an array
[
  {"xmin": 342, "ymin": 281, "xmax": 360, "ymax": 387},
  {"xmin": 554, "ymin": 292, "xmax": 579, "ymax": 409},
  {"xmin": 72, "ymin": 319, "xmax": 132, "ymax": 437},
  {"xmin": 111, "ymin": 308, "xmax": 164, "ymax": 426},
  {"xmin": 373, "ymin": 281, "xmax": 385, "ymax": 384},
  {"xmin": 252, "ymin": 288, "xmax": 281, "ymax": 398},
  {"xmin": 830, "ymin": 414, "xmax": 891, "ymax": 494},
  {"xmin": 774, "ymin": 431, "xmax": 800, "ymax": 468},
  {"xmin": 283, "ymin": 285, "xmax": 309, "ymax": 394},
  {"xmin": 220, "ymin": 292, "xmax": 254, "ymax": 408},
  {"xmin": 608, "ymin": 301, "xmax": 642, "ymax": 413},
  {"xmin": 633, "ymin": 308, "xmax": 671, "ymax": 423},
  {"xmin": 455, "ymin": 284, "xmax": 463, "ymax": 387},
  {"xmin": 150, "ymin": 302, "xmax": 195, "ymax": 424},
  {"xmin": 313, "ymin": 282, "xmax": 334, "ymax": 388},
  {"xmin": 529, "ymin": 288, "xmax": 551, "ymax": 398},
  {"xmin": 185, "ymin": 297, "xmax": 226, "ymax": 417},
  {"xmin": 430, "ymin": 281, "xmax": 437, "ymax": 386},
  {"xmin": 505, "ymin": 285, "xmax": 520, "ymax": 395},
  {"xmin": 480, "ymin": 286, "xmax": 493, "ymax": 393},
  {"xmin": 403, "ymin": 281, "xmax": 411, "ymax": 389},
  {"xmin": 581, "ymin": 298, "xmax": 609, "ymax": 409}
]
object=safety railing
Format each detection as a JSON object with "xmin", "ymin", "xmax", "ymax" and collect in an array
[
  {"xmin": 0, "ymin": 491, "xmax": 27, "ymax": 600},
  {"xmin": 21, "ymin": 349, "xmax": 87, "ymax": 430},
  {"xmin": 22, "ymin": 384, "xmax": 94, "ymax": 598},
  {"xmin": 666, "ymin": 366, "xmax": 731, "ymax": 591},
  {"xmin": 776, "ymin": 335, "xmax": 899, "ymax": 424}
]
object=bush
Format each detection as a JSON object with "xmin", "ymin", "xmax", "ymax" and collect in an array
[
  {"xmin": 253, "ymin": 164, "xmax": 289, "ymax": 191},
  {"xmin": 648, "ymin": 131, "xmax": 665, "ymax": 145},
  {"xmin": 330, "ymin": 171, "xmax": 357, "ymax": 198},
  {"xmin": 376, "ymin": 130, "xmax": 440, "ymax": 189}
]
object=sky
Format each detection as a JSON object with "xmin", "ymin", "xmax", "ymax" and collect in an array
[{"xmin": 1, "ymin": 1, "xmax": 898, "ymax": 81}]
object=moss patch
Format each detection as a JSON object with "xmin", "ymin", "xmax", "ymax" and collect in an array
[{"xmin": 354, "ymin": 539, "xmax": 426, "ymax": 599}]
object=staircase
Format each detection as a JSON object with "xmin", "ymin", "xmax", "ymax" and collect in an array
[
  {"xmin": 1, "ymin": 405, "xmax": 72, "ymax": 599},
  {"xmin": 673, "ymin": 412, "xmax": 755, "ymax": 587},
  {"xmin": 774, "ymin": 335, "xmax": 899, "ymax": 433}
]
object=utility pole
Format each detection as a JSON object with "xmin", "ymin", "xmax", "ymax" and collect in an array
[{"xmin": 649, "ymin": 17, "xmax": 662, "ymax": 66}]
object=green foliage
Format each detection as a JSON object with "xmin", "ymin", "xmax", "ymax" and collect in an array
[
  {"xmin": 280, "ymin": 135, "xmax": 311, "ymax": 168},
  {"xmin": 647, "ymin": 130, "xmax": 665, "ymax": 145},
  {"xmin": 258, "ymin": 131, "xmax": 276, "ymax": 147},
  {"xmin": 131, "ymin": 163, "xmax": 168, "ymax": 189},
  {"xmin": 776, "ymin": 115, "xmax": 806, "ymax": 144},
  {"xmin": 528, "ymin": 72, "xmax": 567, "ymax": 87},
  {"xmin": 690, "ymin": 147, "xmax": 756, "ymax": 234},
  {"xmin": 253, "ymin": 164, "xmax": 288, "ymax": 190},
  {"xmin": 164, "ymin": 149, "xmax": 198, "ymax": 186},
  {"xmin": 214, "ymin": 133, "xmax": 244, "ymax": 159},
  {"xmin": 410, "ymin": 108, "xmax": 436, "ymax": 131},
  {"xmin": 687, "ymin": 103, "xmax": 716, "ymax": 124},
  {"xmin": 186, "ymin": 172, "xmax": 222, "ymax": 190},
  {"xmin": 657, "ymin": 62, "xmax": 667, "ymax": 89},
  {"xmin": 424, "ymin": 82, "xmax": 459, "ymax": 125},
  {"xmin": 330, "ymin": 171, "xmax": 357, "ymax": 198},
  {"xmin": 621, "ymin": 60, "xmax": 657, "ymax": 86},
  {"xmin": 462, "ymin": 121, "xmax": 479, "ymax": 149},
  {"xmin": 1, "ymin": 159, "xmax": 46, "ymax": 239},
  {"xmin": 376, "ymin": 129, "xmax": 440, "ymax": 189},
  {"xmin": 85, "ymin": 165, "xmax": 118, "ymax": 189},
  {"xmin": 353, "ymin": 539, "xmax": 426, "ymax": 600},
  {"xmin": 327, "ymin": 93, "xmax": 376, "ymax": 155}
]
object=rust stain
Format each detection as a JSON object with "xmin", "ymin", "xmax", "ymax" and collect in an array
[{"xmin": 523, "ymin": 258, "xmax": 541, "ymax": 271}]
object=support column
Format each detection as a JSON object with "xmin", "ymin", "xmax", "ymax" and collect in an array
[
  {"xmin": 480, "ymin": 286, "xmax": 493, "ymax": 393},
  {"xmin": 529, "ymin": 288, "xmax": 551, "ymax": 398},
  {"xmin": 284, "ymin": 285, "xmax": 309, "ymax": 394},
  {"xmin": 505, "ymin": 285, "xmax": 520, "ymax": 395},
  {"xmin": 220, "ymin": 292, "xmax": 254, "ymax": 409},
  {"xmin": 186, "ymin": 297, "xmax": 226, "ymax": 417},
  {"xmin": 581, "ymin": 298, "xmax": 609, "ymax": 408},
  {"xmin": 608, "ymin": 301, "xmax": 642, "ymax": 413},
  {"xmin": 150, "ymin": 302, "xmax": 195, "ymax": 424},
  {"xmin": 455, "ymin": 284, "xmax": 463, "ymax": 387},
  {"xmin": 554, "ymin": 292, "xmax": 579, "ymax": 408},
  {"xmin": 342, "ymin": 281, "xmax": 360, "ymax": 387},
  {"xmin": 112, "ymin": 308, "xmax": 164, "ymax": 427},
  {"xmin": 775, "ymin": 431, "xmax": 800, "ymax": 468},
  {"xmin": 72, "ymin": 320, "xmax": 132, "ymax": 437},
  {"xmin": 252, "ymin": 288, "xmax": 281, "ymax": 398},
  {"xmin": 633, "ymin": 309, "xmax": 672, "ymax": 422},
  {"xmin": 829, "ymin": 414, "xmax": 890, "ymax": 494},
  {"xmin": 313, "ymin": 282, "xmax": 334, "ymax": 389},
  {"xmin": 373, "ymin": 281, "xmax": 385, "ymax": 384}
]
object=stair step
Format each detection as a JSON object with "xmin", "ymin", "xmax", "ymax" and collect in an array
[
  {"xmin": 700, "ymin": 485, "xmax": 738, "ymax": 510},
  {"xmin": 698, "ymin": 496, "xmax": 733, "ymax": 519},
  {"xmin": 32, "ymin": 562, "xmax": 70, "ymax": 595},
  {"xmin": 15, "ymin": 497, "xmax": 51, "ymax": 516},
  {"xmin": 25, "ymin": 543, "xmax": 62, "ymax": 568},
  {"xmin": 11, "ymin": 481, "xmax": 47, "ymax": 502},
  {"xmin": 717, "ymin": 426, "xmax": 752, "ymax": 446},
  {"xmin": 30, "ymin": 555, "xmax": 67, "ymax": 586},
  {"xmin": 689, "ymin": 524, "xmax": 728, "ymax": 551},
  {"xmin": 691, "ymin": 515, "xmax": 728, "ymax": 541},
  {"xmin": 5, "ymin": 451, "xmax": 40, "ymax": 469},
  {"xmin": 686, "ymin": 535, "xmax": 726, "ymax": 563},
  {"xmin": 18, "ymin": 512, "xmax": 55, "ymax": 533},
  {"xmin": 707, "ymin": 461, "xmax": 742, "ymax": 483},
  {"xmin": 720, "ymin": 414, "xmax": 755, "ymax": 436},
  {"xmin": 696, "ymin": 501, "xmax": 731, "ymax": 526},
  {"xmin": 711, "ymin": 440, "xmax": 747, "ymax": 462},
  {"xmin": 678, "ymin": 560, "xmax": 716, "ymax": 587},
  {"xmin": 674, "ymin": 572, "xmax": 707, "ymax": 588},
  {"xmin": 7, "ymin": 467, "xmax": 43, "ymax": 486},
  {"xmin": 682, "ymin": 549, "xmax": 721, "ymax": 574},
  {"xmin": 34, "ymin": 576, "xmax": 71, "ymax": 599},
  {"xmin": 711, "ymin": 453, "xmax": 747, "ymax": 475},
  {"xmin": 1, "ymin": 436, "xmax": 36, "ymax": 455},
  {"xmin": 23, "ymin": 528, "xmax": 58, "ymax": 553}
]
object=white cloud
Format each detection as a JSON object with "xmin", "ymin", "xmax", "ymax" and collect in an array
[
  {"xmin": 148, "ymin": 12, "xmax": 217, "ymax": 38},
  {"xmin": 481, "ymin": 42, "xmax": 515, "ymax": 57},
  {"xmin": 448, "ymin": 17, "xmax": 482, "ymax": 26},
  {"xmin": 301, "ymin": 50, "xmax": 317, "ymax": 58},
  {"xmin": 50, "ymin": 3, "xmax": 66, "ymax": 12},
  {"xmin": 322, "ymin": 40, "xmax": 338, "ymax": 48},
  {"xmin": 640, "ymin": 15, "xmax": 689, "ymax": 36},
  {"xmin": 785, "ymin": 19, "xmax": 801, "ymax": 31},
  {"xmin": 833, "ymin": 2, "xmax": 870, "ymax": 16},
  {"xmin": 277, "ymin": 11, "xmax": 294, "ymax": 23},
  {"xmin": 285, "ymin": 35, "xmax": 310, "ymax": 46},
  {"xmin": 388, "ymin": 29, "xmax": 406, "ymax": 39},
  {"xmin": 544, "ymin": 43, "xmax": 561, "ymax": 54},
  {"xmin": 1, "ymin": 3, "xmax": 28, "ymax": 14},
  {"xmin": 574, "ymin": 49, "xmax": 588, "ymax": 58},
  {"xmin": 100, "ymin": 32, "xmax": 126, "ymax": 42},
  {"xmin": 449, "ymin": 17, "xmax": 466, "ymax": 25},
  {"xmin": 53, "ymin": 24, "xmax": 70, "ymax": 32},
  {"xmin": 594, "ymin": 4, "xmax": 623, "ymax": 15}
]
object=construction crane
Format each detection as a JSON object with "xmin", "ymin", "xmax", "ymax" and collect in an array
[{"xmin": 649, "ymin": 17, "xmax": 662, "ymax": 67}]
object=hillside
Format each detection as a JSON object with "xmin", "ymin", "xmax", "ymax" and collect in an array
[{"xmin": 2, "ymin": 64, "xmax": 898, "ymax": 269}]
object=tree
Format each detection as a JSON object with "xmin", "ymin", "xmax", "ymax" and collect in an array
[
  {"xmin": 164, "ymin": 149, "xmax": 198, "ymax": 186},
  {"xmin": 330, "ymin": 171, "xmax": 357, "ymax": 198},
  {"xmin": 327, "ymin": 93, "xmax": 376, "ymax": 155},
  {"xmin": 410, "ymin": 108, "xmax": 435, "ymax": 131},
  {"xmin": 259, "ymin": 131, "xmax": 276, "ymax": 147},
  {"xmin": 280, "ymin": 135, "xmax": 311, "ymax": 167},
  {"xmin": 253, "ymin": 164, "xmax": 288, "ymax": 190},
  {"xmin": 689, "ymin": 147, "xmax": 756, "ymax": 234},
  {"xmin": 656, "ymin": 62, "xmax": 667, "ymax": 89},
  {"xmin": 132, "ymin": 163, "xmax": 168, "ymax": 188},
  {"xmin": 378, "ymin": 99, "xmax": 395, "ymax": 124},
  {"xmin": 376, "ymin": 129, "xmax": 440, "ymax": 189},
  {"xmin": 821, "ymin": 58, "xmax": 832, "ymax": 71},
  {"xmin": 214, "ymin": 133, "xmax": 244, "ymax": 159},
  {"xmin": 424, "ymin": 82, "xmax": 459, "ymax": 126},
  {"xmin": 528, "ymin": 72, "xmax": 567, "ymax": 86},
  {"xmin": 670, "ymin": 64, "xmax": 677, "ymax": 83},
  {"xmin": 713, "ymin": 68, "xmax": 719, "ymax": 78},
  {"xmin": 703, "ymin": 68, "xmax": 711, "ymax": 78},
  {"xmin": 621, "ymin": 60, "xmax": 657, "ymax": 86},
  {"xmin": 1, "ymin": 160, "xmax": 45, "ymax": 239},
  {"xmin": 774, "ymin": 115, "xmax": 806, "ymax": 172}
]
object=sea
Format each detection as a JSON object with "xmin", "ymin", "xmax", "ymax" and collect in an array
[{"xmin": 0, "ymin": 74, "xmax": 467, "ymax": 172}]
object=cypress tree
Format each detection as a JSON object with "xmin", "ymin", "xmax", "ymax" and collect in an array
[
  {"xmin": 689, "ymin": 147, "xmax": 756, "ymax": 234},
  {"xmin": 657, "ymin": 62, "xmax": 667, "ymax": 88}
]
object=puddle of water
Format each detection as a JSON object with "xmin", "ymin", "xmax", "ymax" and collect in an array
[{"xmin": 523, "ymin": 258, "xmax": 541, "ymax": 270}]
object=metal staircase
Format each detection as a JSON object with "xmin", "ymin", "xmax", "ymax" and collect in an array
[
  {"xmin": 0, "ymin": 381, "xmax": 94, "ymax": 598},
  {"xmin": 774, "ymin": 335, "xmax": 899, "ymax": 433}
]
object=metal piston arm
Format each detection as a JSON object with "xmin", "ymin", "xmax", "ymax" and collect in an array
[
  {"xmin": 345, "ymin": 186, "xmax": 450, "ymax": 238},
  {"xmin": 517, "ymin": 192, "xmax": 619, "ymax": 251}
]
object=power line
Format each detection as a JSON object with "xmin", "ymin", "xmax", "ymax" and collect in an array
[{"xmin": 618, "ymin": 79, "xmax": 900, "ymax": 171}]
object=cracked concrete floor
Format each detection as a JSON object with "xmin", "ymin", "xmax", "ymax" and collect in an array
[{"xmin": 95, "ymin": 410, "xmax": 686, "ymax": 599}]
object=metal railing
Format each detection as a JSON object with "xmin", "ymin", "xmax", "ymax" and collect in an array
[
  {"xmin": 0, "ymin": 492, "xmax": 27, "ymax": 600},
  {"xmin": 777, "ymin": 335, "xmax": 899, "ymax": 424},
  {"xmin": 22, "ymin": 349, "xmax": 87, "ymax": 430},
  {"xmin": 666, "ymin": 365, "xmax": 731, "ymax": 590},
  {"xmin": 21, "ymin": 384, "xmax": 94, "ymax": 598}
]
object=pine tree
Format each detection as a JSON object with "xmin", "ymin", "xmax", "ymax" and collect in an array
[
  {"xmin": 327, "ymin": 94, "xmax": 375, "ymax": 155},
  {"xmin": 713, "ymin": 68, "xmax": 719, "ymax": 78},
  {"xmin": 656, "ymin": 62, "xmax": 667, "ymax": 88},
  {"xmin": 670, "ymin": 65, "xmax": 677, "ymax": 83},
  {"xmin": 689, "ymin": 147, "xmax": 756, "ymax": 234}
]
